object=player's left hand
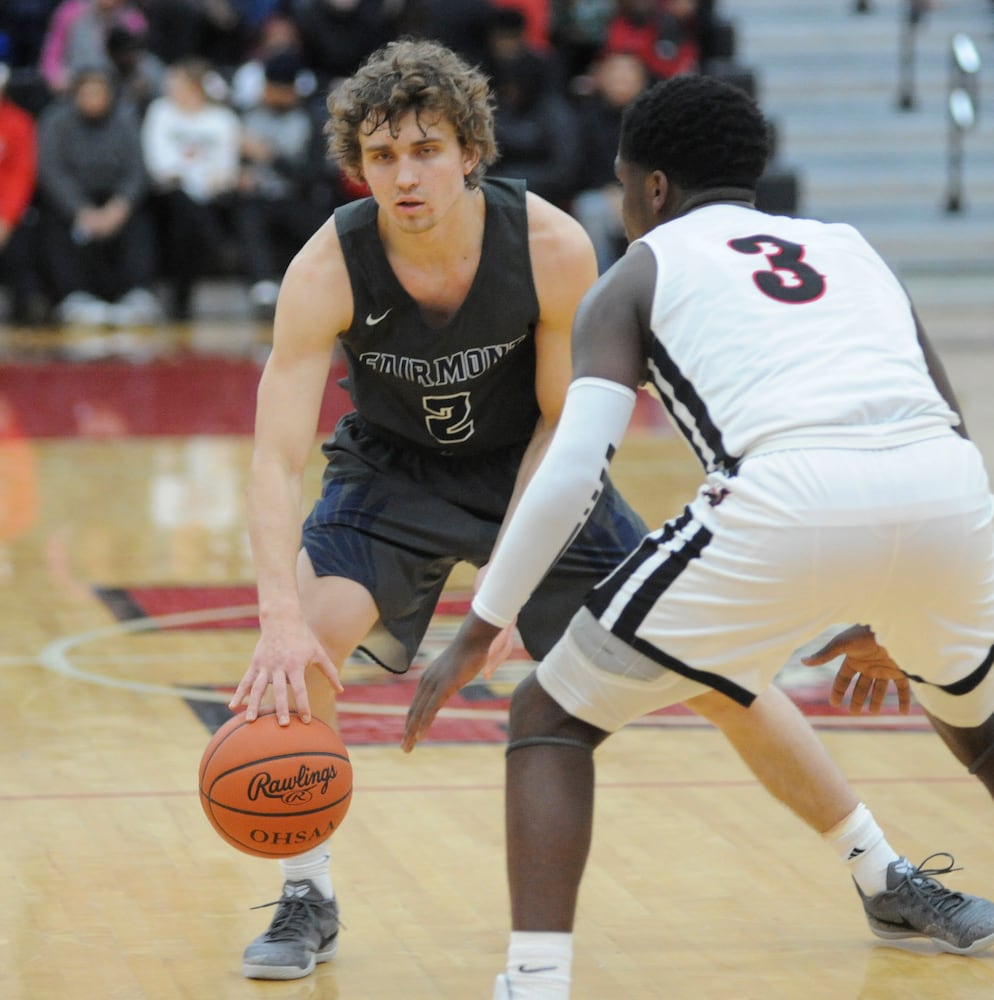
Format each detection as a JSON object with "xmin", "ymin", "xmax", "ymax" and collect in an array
[
  {"xmin": 801, "ymin": 624, "xmax": 911, "ymax": 715},
  {"xmin": 402, "ymin": 612, "xmax": 501, "ymax": 752}
]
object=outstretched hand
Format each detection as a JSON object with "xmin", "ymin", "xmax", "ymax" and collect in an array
[
  {"xmin": 801, "ymin": 624, "xmax": 911, "ymax": 716},
  {"xmin": 402, "ymin": 612, "xmax": 501, "ymax": 752}
]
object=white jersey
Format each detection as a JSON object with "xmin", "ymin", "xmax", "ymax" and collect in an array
[{"xmin": 637, "ymin": 203, "xmax": 959, "ymax": 473}]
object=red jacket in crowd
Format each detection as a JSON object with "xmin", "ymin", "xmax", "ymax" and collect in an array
[{"xmin": 0, "ymin": 97, "xmax": 37, "ymax": 234}]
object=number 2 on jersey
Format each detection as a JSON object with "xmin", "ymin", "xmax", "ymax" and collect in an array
[
  {"xmin": 423, "ymin": 391, "xmax": 474, "ymax": 444},
  {"xmin": 727, "ymin": 234, "xmax": 826, "ymax": 304}
]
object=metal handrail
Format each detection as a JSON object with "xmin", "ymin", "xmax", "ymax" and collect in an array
[
  {"xmin": 944, "ymin": 32, "xmax": 981, "ymax": 212},
  {"xmin": 897, "ymin": 0, "xmax": 931, "ymax": 110}
]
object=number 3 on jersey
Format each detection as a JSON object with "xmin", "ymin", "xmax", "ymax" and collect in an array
[
  {"xmin": 728, "ymin": 234, "xmax": 826, "ymax": 304},
  {"xmin": 423, "ymin": 391, "xmax": 474, "ymax": 445}
]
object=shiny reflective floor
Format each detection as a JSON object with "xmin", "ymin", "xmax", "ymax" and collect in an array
[{"xmin": 3, "ymin": 312, "xmax": 994, "ymax": 999}]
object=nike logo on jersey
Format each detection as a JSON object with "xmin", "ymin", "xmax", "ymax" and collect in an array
[
  {"xmin": 365, "ymin": 308, "xmax": 393, "ymax": 326},
  {"xmin": 517, "ymin": 965, "xmax": 558, "ymax": 974}
]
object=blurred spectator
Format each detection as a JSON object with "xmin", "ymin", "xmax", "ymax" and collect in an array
[
  {"xmin": 36, "ymin": 65, "xmax": 160, "ymax": 324},
  {"xmin": 1, "ymin": 0, "xmax": 61, "ymax": 69},
  {"xmin": 105, "ymin": 24, "xmax": 164, "ymax": 112},
  {"xmin": 235, "ymin": 51, "xmax": 325, "ymax": 317},
  {"xmin": 183, "ymin": 0, "xmax": 256, "ymax": 67},
  {"xmin": 570, "ymin": 50, "xmax": 650, "ymax": 273},
  {"xmin": 393, "ymin": 0, "xmax": 497, "ymax": 67},
  {"xmin": 138, "ymin": 0, "xmax": 254, "ymax": 69},
  {"xmin": 486, "ymin": 8, "xmax": 578, "ymax": 205},
  {"xmin": 141, "ymin": 58, "xmax": 242, "ymax": 319},
  {"xmin": 38, "ymin": 0, "xmax": 147, "ymax": 93},
  {"xmin": 298, "ymin": 76, "xmax": 370, "ymax": 219},
  {"xmin": 0, "ymin": 61, "xmax": 41, "ymax": 324},
  {"xmin": 229, "ymin": 12, "xmax": 310, "ymax": 111},
  {"xmin": 603, "ymin": 0, "xmax": 699, "ymax": 80},
  {"xmin": 548, "ymin": 0, "xmax": 615, "ymax": 81},
  {"xmin": 288, "ymin": 0, "xmax": 400, "ymax": 90},
  {"xmin": 492, "ymin": 0, "xmax": 550, "ymax": 51},
  {"xmin": 0, "ymin": 20, "xmax": 52, "ymax": 119}
]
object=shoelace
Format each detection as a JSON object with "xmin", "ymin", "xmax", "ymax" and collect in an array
[
  {"xmin": 900, "ymin": 853, "xmax": 968, "ymax": 914},
  {"xmin": 251, "ymin": 893, "xmax": 339, "ymax": 941}
]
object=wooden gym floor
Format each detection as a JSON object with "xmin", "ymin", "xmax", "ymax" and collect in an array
[{"xmin": 2, "ymin": 303, "xmax": 994, "ymax": 1000}]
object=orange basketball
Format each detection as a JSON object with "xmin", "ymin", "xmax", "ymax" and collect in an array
[{"xmin": 198, "ymin": 710, "xmax": 353, "ymax": 858}]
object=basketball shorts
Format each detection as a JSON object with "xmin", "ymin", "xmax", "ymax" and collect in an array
[
  {"xmin": 301, "ymin": 413, "xmax": 647, "ymax": 673},
  {"xmin": 537, "ymin": 431, "xmax": 994, "ymax": 731}
]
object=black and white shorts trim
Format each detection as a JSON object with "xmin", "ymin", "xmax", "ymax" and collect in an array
[{"xmin": 538, "ymin": 434, "xmax": 994, "ymax": 732}]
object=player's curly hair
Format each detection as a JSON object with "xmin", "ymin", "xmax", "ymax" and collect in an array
[
  {"xmin": 620, "ymin": 74, "xmax": 772, "ymax": 191},
  {"xmin": 326, "ymin": 38, "xmax": 498, "ymax": 190}
]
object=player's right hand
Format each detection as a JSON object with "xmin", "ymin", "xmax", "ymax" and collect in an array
[
  {"xmin": 229, "ymin": 619, "xmax": 343, "ymax": 726},
  {"xmin": 481, "ymin": 621, "xmax": 516, "ymax": 680}
]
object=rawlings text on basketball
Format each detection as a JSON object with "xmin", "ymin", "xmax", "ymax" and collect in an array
[{"xmin": 246, "ymin": 764, "xmax": 341, "ymax": 803}]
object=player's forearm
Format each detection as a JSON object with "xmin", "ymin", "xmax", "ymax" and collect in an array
[
  {"xmin": 473, "ymin": 378, "xmax": 635, "ymax": 627},
  {"xmin": 247, "ymin": 455, "xmax": 308, "ymax": 623}
]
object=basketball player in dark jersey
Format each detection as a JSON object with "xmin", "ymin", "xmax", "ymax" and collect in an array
[
  {"xmin": 228, "ymin": 40, "xmax": 991, "ymax": 986},
  {"xmin": 229, "ymin": 38, "xmax": 643, "ymax": 981}
]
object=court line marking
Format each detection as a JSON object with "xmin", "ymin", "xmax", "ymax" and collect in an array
[
  {"xmin": 35, "ymin": 604, "xmax": 510, "ymax": 720},
  {"xmin": 36, "ymin": 604, "xmax": 926, "ymax": 729},
  {"xmin": 0, "ymin": 655, "xmax": 40, "ymax": 667},
  {"xmin": 0, "ymin": 771, "xmax": 971, "ymax": 804}
]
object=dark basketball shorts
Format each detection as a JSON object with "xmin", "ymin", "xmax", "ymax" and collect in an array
[{"xmin": 301, "ymin": 414, "xmax": 647, "ymax": 673}]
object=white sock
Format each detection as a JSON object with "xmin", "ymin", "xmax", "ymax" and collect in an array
[
  {"xmin": 505, "ymin": 931, "xmax": 572, "ymax": 999},
  {"xmin": 823, "ymin": 802, "xmax": 902, "ymax": 895},
  {"xmin": 278, "ymin": 842, "xmax": 334, "ymax": 899}
]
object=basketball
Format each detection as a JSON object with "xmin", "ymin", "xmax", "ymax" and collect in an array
[{"xmin": 198, "ymin": 710, "xmax": 353, "ymax": 858}]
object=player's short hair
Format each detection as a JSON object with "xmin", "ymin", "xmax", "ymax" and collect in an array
[
  {"xmin": 326, "ymin": 38, "xmax": 498, "ymax": 189},
  {"xmin": 619, "ymin": 74, "xmax": 772, "ymax": 191}
]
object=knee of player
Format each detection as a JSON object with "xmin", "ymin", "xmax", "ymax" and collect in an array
[
  {"xmin": 507, "ymin": 673, "xmax": 606, "ymax": 753},
  {"xmin": 508, "ymin": 673, "xmax": 561, "ymax": 738}
]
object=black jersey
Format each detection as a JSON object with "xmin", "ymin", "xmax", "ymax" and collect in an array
[{"xmin": 334, "ymin": 177, "xmax": 542, "ymax": 457}]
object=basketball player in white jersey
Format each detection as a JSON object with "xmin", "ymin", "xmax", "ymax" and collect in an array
[{"xmin": 403, "ymin": 73, "xmax": 994, "ymax": 998}]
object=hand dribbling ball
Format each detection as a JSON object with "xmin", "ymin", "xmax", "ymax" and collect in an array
[{"xmin": 198, "ymin": 709, "xmax": 353, "ymax": 858}]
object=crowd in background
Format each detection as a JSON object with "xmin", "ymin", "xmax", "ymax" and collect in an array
[{"xmin": 0, "ymin": 0, "xmax": 716, "ymax": 326}]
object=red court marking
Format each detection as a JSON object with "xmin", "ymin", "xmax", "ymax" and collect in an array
[
  {"xmin": 0, "ymin": 357, "xmax": 670, "ymax": 438},
  {"xmin": 95, "ymin": 584, "xmax": 261, "ymax": 629},
  {"xmin": 93, "ymin": 585, "xmax": 473, "ymax": 631},
  {"xmin": 0, "ymin": 358, "xmax": 352, "ymax": 438}
]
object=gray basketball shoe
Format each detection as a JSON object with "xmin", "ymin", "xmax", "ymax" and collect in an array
[
  {"xmin": 243, "ymin": 879, "xmax": 340, "ymax": 979},
  {"xmin": 857, "ymin": 854, "xmax": 994, "ymax": 955}
]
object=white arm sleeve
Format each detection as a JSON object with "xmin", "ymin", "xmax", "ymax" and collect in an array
[{"xmin": 472, "ymin": 376, "xmax": 637, "ymax": 628}]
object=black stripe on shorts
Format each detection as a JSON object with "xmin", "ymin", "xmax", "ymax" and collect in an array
[
  {"xmin": 587, "ymin": 506, "xmax": 711, "ymax": 639},
  {"xmin": 584, "ymin": 508, "xmax": 757, "ymax": 705},
  {"xmin": 906, "ymin": 641, "xmax": 994, "ymax": 696}
]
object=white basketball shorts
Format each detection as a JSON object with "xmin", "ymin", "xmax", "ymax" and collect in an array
[{"xmin": 537, "ymin": 431, "xmax": 994, "ymax": 732}]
